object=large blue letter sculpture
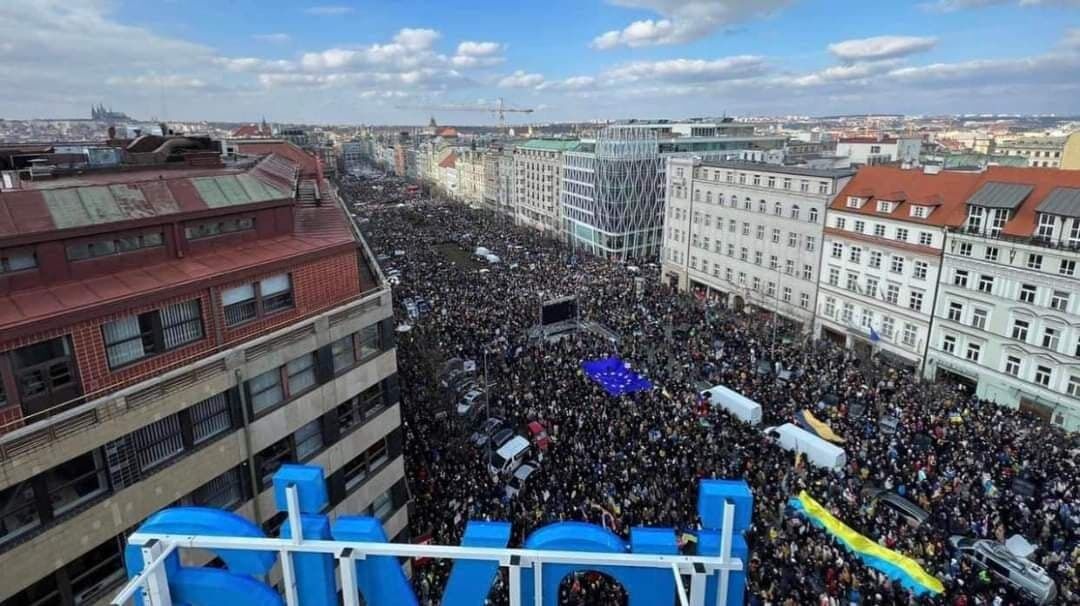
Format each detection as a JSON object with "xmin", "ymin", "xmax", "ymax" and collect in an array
[{"xmin": 126, "ymin": 464, "xmax": 751, "ymax": 605}]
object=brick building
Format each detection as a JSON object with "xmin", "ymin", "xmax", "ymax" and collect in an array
[{"xmin": 0, "ymin": 143, "xmax": 408, "ymax": 604}]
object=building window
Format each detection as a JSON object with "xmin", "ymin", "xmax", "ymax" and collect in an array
[
  {"xmin": 46, "ymin": 449, "xmax": 109, "ymax": 517},
  {"xmin": 800, "ymin": 292, "xmax": 810, "ymax": 309},
  {"xmin": 902, "ymin": 323, "xmax": 917, "ymax": 347},
  {"xmin": 1042, "ymin": 327, "xmax": 1061, "ymax": 351},
  {"xmin": 889, "ymin": 256, "xmax": 904, "ymax": 274},
  {"xmin": 860, "ymin": 309, "xmax": 873, "ymax": 328},
  {"xmin": 846, "ymin": 272, "xmax": 859, "ymax": 291},
  {"xmin": 971, "ymin": 308, "xmax": 988, "ymax": 330},
  {"xmin": 767, "ymin": 176, "xmax": 776, "ymax": 188},
  {"xmin": 854, "ymin": 220, "xmax": 865, "ymax": 233},
  {"xmin": 885, "ymin": 284, "xmax": 900, "ymax": 305},
  {"xmin": 293, "ymin": 419, "xmax": 325, "ymax": 461},
  {"xmin": 1027, "ymin": 253, "xmax": 1043, "ymax": 271},
  {"xmin": 965, "ymin": 342, "xmax": 981, "ymax": 362},
  {"xmin": 912, "ymin": 206, "xmax": 927, "ymax": 219},
  {"xmin": 1019, "ymin": 283, "xmax": 1037, "ymax": 304},
  {"xmin": 958, "ymin": 242, "xmax": 972, "ymax": 257},
  {"xmin": 809, "ymin": 208, "xmax": 819, "ymax": 223},
  {"xmin": 895, "ymin": 228, "xmax": 908, "ymax": 242},
  {"xmin": 221, "ymin": 273, "xmax": 294, "ymax": 326},
  {"xmin": 978, "ymin": 275, "xmax": 994, "ymax": 294},
  {"xmin": 869, "ymin": 251, "xmax": 882, "ymax": 269},
  {"xmin": 774, "ymin": 202, "xmax": 783, "ymax": 216},
  {"xmin": 286, "ymin": 353, "xmax": 317, "ymax": 395},
  {"xmin": 255, "ymin": 437, "xmax": 293, "ymax": 489},
  {"xmin": 782, "ymin": 286, "xmax": 792, "ymax": 302},
  {"xmin": 805, "ymin": 236, "xmax": 816, "ymax": 251},
  {"xmin": 984, "ymin": 246, "xmax": 999, "ymax": 262},
  {"xmin": 740, "ymin": 247, "xmax": 748, "ymax": 262},
  {"xmin": 102, "ymin": 300, "xmax": 204, "ymax": 369},
  {"xmin": 756, "ymin": 225, "xmax": 765, "ymax": 240},
  {"xmin": 769, "ymin": 255, "xmax": 778, "ymax": 270},
  {"xmin": 824, "ymin": 297, "xmax": 836, "ymax": 317},
  {"xmin": 1060, "ymin": 260, "xmax": 1077, "ymax": 277},
  {"xmin": 12, "ymin": 336, "xmax": 78, "ymax": 415},
  {"xmin": 948, "ymin": 302, "xmax": 964, "ymax": 322},
  {"xmin": 942, "ymin": 335, "xmax": 957, "ymax": 354},
  {"xmin": 865, "ymin": 277, "xmax": 878, "ymax": 298},
  {"xmin": 841, "ymin": 303, "xmax": 854, "ymax": 323},
  {"xmin": 66, "ymin": 230, "xmax": 164, "ymax": 261},
  {"xmin": 742, "ymin": 222, "xmax": 750, "ymax": 236},
  {"xmin": 908, "ymin": 290, "xmax": 924, "ymax": 312},
  {"xmin": 752, "ymin": 277, "xmax": 761, "ymax": 291},
  {"xmin": 966, "ymin": 206, "xmax": 984, "ymax": 232},
  {"xmin": 1034, "ymin": 365, "xmax": 1052, "ymax": 387},
  {"xmin": 876, "ymin": 200, "xmax": 892, "ymax": 213},
  {"xmin": 849, "ymin": 246, "xmax": 862, "ymax": 263},
  {"xmin": 802, "ymin": 264, "xmax": 813, "ymax": 280},
  {"xmin": 772, "ymin": 228, "xmax": 781, "ymax": 243},
  {"xmin": 248, "ymin": 367, "xmax": 284, "ymax": 415},
  {"xmin": 0, "ymin": 248, "xmax": 37, "ymax": 274},
  {"xmin": 783, "ymin": 178, "xmax": 791, "ymax": 190},
  {"xmin": 953, "ymin": 269, "xmax": 969, "ymax": 287},
  {"xmin": 828, "ymin": 267, "xmax": 840, "ymax": 286},
  {"xmin": 836, "ymin": 217, "xmax": 846, "ymax": 229},
  {"xmin": 1004, "ymin": 355, "xmax": 1022, "ymax": 377},
  {"xmin": 787, "ymin": 232, "xmax": 797, "ymax": 247},
  {"xmin": 1011, "ymin": 319, "xmax": 1030, "ymax": 342},
  {"xmin": 1035, "ymin": 213, "xmax": 1056, "ymax": 240},
  {"xmin": 881, "ymin": 317, "xmax": 895, "ymax": 340},
  {"xmin": 913, "ymin": 261, "xmax": 928, "ymax": 280},
  {"xmin": 873, "ymin": 224, "xmax": 886, "ymax": 237},
  {"xmin": 767, "ymin": 282, "xmax": 776, "ymax": 297},
  {"xmin": 1067, "ymin": 375, "xmax": 1080, "ymax": 397},
  {"xmin": 191, "ymin": 392, "xmax": 232, "ymax": 445},
  {"xmin": 185, "ymin": 216, "xmax": 255, "ymax": 240},
  {"xmin": 0, "ymin": 479, "xmax": 40, "ymax": 544},
  {"xmin": 758, "ymin": 200, "xmax": 766, "ymax": 213},
  {"xmin": 1050, "ymin": 290, "xmax": 1070, "ymax": 312},
  {"xmin": 918, "ymin": 232, "xmax": 932, "ymax": 246},
  {"xmin": 800, "ymin": 180, "xmax": 809, "ymax": 192},
  {"xmin": 728, "ymin": 219, "xmax": 736, "ymax": 233},
  {"xmin": 785, "ymin": 259, "xmax": 795, "ymax": 275},
  {"xmin": 832, "ymin": 242, "xmax": 843, "ymax": 259}
]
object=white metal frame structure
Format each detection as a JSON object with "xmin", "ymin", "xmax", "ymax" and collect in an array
[{"xmin": 113, "ymin": 486, "xmax": 744, "ymax": 606}]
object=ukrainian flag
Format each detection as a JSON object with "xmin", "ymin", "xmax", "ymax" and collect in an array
[
  {"xmin": 795, "ymin": 409, "xmax": 845, "ymax": 443},
  {"xmin": 787, "ymin": 491, "xmax": 944, "ymax": 596}
]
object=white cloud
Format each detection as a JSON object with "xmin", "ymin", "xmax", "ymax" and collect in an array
[
  {"xmin": 922, "ymin": 0, "xmax": 1080, "ymax": 11},
  {"xmin": 591, "ymin": 0, "xmax": 793, "ymax": 49},
  {"xmin": 450, "ymin": 41, "xmax": 506, "ymax": 68},
  {"xmin": 1063, "ymin": 27, "xmax": 1080, "ymax": 47},
  {"xmin": 828, "ymin": 36, "xmax": 938, "ymax": 62},
  {"xmin": 791, "ymin": 60, "xmax": 901, "ymax": 87},
  {"xmin": 299, "ymin": 28, "xmax": 441, "ymax": 72},
  {"xmin": 603, "ymin": 55, "xmax": 767, "ymax": 83},
  {"xmin": 252, "ymin": 33, "xmax": 291, "ymax": 44},
  {"xmin": 304, "ymin": 5, "xmax": 354, "ymax": 16},
  {"xmin": 537, "ymin": 76, "xmax": 597, "ymax": 90},
  {"xmin": 498, "ymin": 70, "xmax": 545, "ymax": 88},
  {"xmin": 106, "ymin": 74, "xmax": 209, "ymax": 89},
  {"xmin": 456, "ymin": 41, "xmax": 503, "ymax": 57}
]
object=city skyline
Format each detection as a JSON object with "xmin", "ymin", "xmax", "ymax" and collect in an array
[{"xmin": 1, "ymin": 1, "xmax": 1079, "ymax": 124}]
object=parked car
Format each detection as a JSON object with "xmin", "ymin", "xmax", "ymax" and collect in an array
[
  {"xmin": 455, "ymin": 389, "xmax": 484, "ymax": 418},
  {"xmin": 527, "ymin": 421, "xmax": 551, "ymax": 451},
  {"xmin": 488, "ymin": 435, "xmax": 531, "ymax": 475},
  {"xmin": 505, "ymin": 461, "xmax": 539, "ymax": 498},
  {"xmin": 470, "ymin": 417, "xmax": 504, "ymax": 447},
  {"xmin": 861, "ymin": 487, "xmax": 930, "ymax": 527},
  {"xmin": 489, "ymin": 428, "xmax": 515, "ymax": 450},
  {"xmin": 948, "ymin": 536, "xmax": 1057, "ymax": 605}
]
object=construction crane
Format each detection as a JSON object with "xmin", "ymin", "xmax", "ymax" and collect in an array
[{"xmin": 395, "ymin": 97, "xmax": 534, "ymax": 130}]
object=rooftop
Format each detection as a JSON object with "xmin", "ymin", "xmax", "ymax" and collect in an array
[
  {"xmin": 517, "ymin": 139, "xmax": 581, "ymax": 152},
  {"xmin": 832, "ymin": 166, "xmax": 978, "ymax": 226},
  {"xmin": 698, "ymin": 159, "xmax": 856, "ymax": 179},
  {"xmin": 0, "ymin": 155, "xmax": 297, "ymax": 241}
]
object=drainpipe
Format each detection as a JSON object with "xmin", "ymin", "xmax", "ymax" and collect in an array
[
  {"xmin": 919, "ymin": 228, "xmax": 948, "ymax": 380},
  {"xmin": 235, "ymin": 369, "xmax": 263, "ymax": 523}
]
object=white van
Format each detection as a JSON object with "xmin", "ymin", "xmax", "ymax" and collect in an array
[
  {"xmin": 701, "ymin": 385, "xmax": 762, "ymax": 425},
  {"xmin": 488, "ymin": 435, "xmax": 530, "ymax": 475},
  {"xmin": 474, "ymin": 246, "xmax": 491, "ymax": 257},
  {"xmin": 764, "ymin": 423, "xmax": 847, "ymax": 470}
]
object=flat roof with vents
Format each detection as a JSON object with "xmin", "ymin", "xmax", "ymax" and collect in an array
[{"xmin": 966, "ymin": 182, "xmax": 1034, "ymax": 210}]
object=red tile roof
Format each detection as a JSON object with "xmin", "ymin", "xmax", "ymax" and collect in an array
[
  {"xmin": 832, "ymin": 166, "xmax": 979, "ymax": 226},
  {"xmin": 966, "ymin": 166, "xmax": 1080, "ymax": 237},
  {"xmin": 438, "ymin": 152, "xmax": 458, "ymax": 169},
  {"xmin": 233, "ymin": 140, "xmax": 319, "ymax": 178},
  {"xmin": 0, "ymin": 199, "xmax": 355, "ymax": 338}
]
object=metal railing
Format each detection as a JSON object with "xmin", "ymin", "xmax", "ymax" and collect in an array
[{"xmin": 952, "ymin": 225, "xmax": 1080, "ymax": 252}]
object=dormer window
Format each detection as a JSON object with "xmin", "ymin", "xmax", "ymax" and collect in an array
[
  {"xmin": 846, "ymin": 196, "xmax": 865, "ymax": 209},
  {"xmin": 910, "ymin": 205, "xmax": 930, "ymax": 219},
  {"xmin": 876, "ymin": 200, "xmax": 894, "ymax": 213},
  {"xmin": 966, "ymin": 206, "xmax": 984, "ymax": 233},
  {"xmin": 1036, "ymin": 213, "xmax": 1056, "ymax": 240}
]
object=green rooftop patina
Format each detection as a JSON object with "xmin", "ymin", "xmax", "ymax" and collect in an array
[{"xmin": 518, "ymin": 139, "xmax": 581, "ymax": 152}]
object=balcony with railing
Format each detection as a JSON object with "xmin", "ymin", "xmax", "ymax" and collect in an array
[{"xmin": 952, "ymin": 225, "xmax": 1080, "ymax": 252}]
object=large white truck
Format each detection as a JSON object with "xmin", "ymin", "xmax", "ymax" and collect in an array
[
  {"xmin": 701, "ymin": 385, "xmax": 762, "ymax": 425},
  {"xmin": 764, "ymin": 423, "xmax": 847, "ymax": 470}
]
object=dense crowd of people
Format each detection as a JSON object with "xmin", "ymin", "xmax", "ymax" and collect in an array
[{"xmin": 343, "ymin": 174, "xmax": 1078, "ymax": 606}]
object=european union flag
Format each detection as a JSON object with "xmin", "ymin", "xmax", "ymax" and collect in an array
[{"xmin": 870, "ymin": 327, "xmax": 881, "ymax": 342}]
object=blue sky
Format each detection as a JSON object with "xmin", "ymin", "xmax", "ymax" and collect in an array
[{"xmin": 1, "ymin": 1, "xmax": 1078, "ymax": 124}]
